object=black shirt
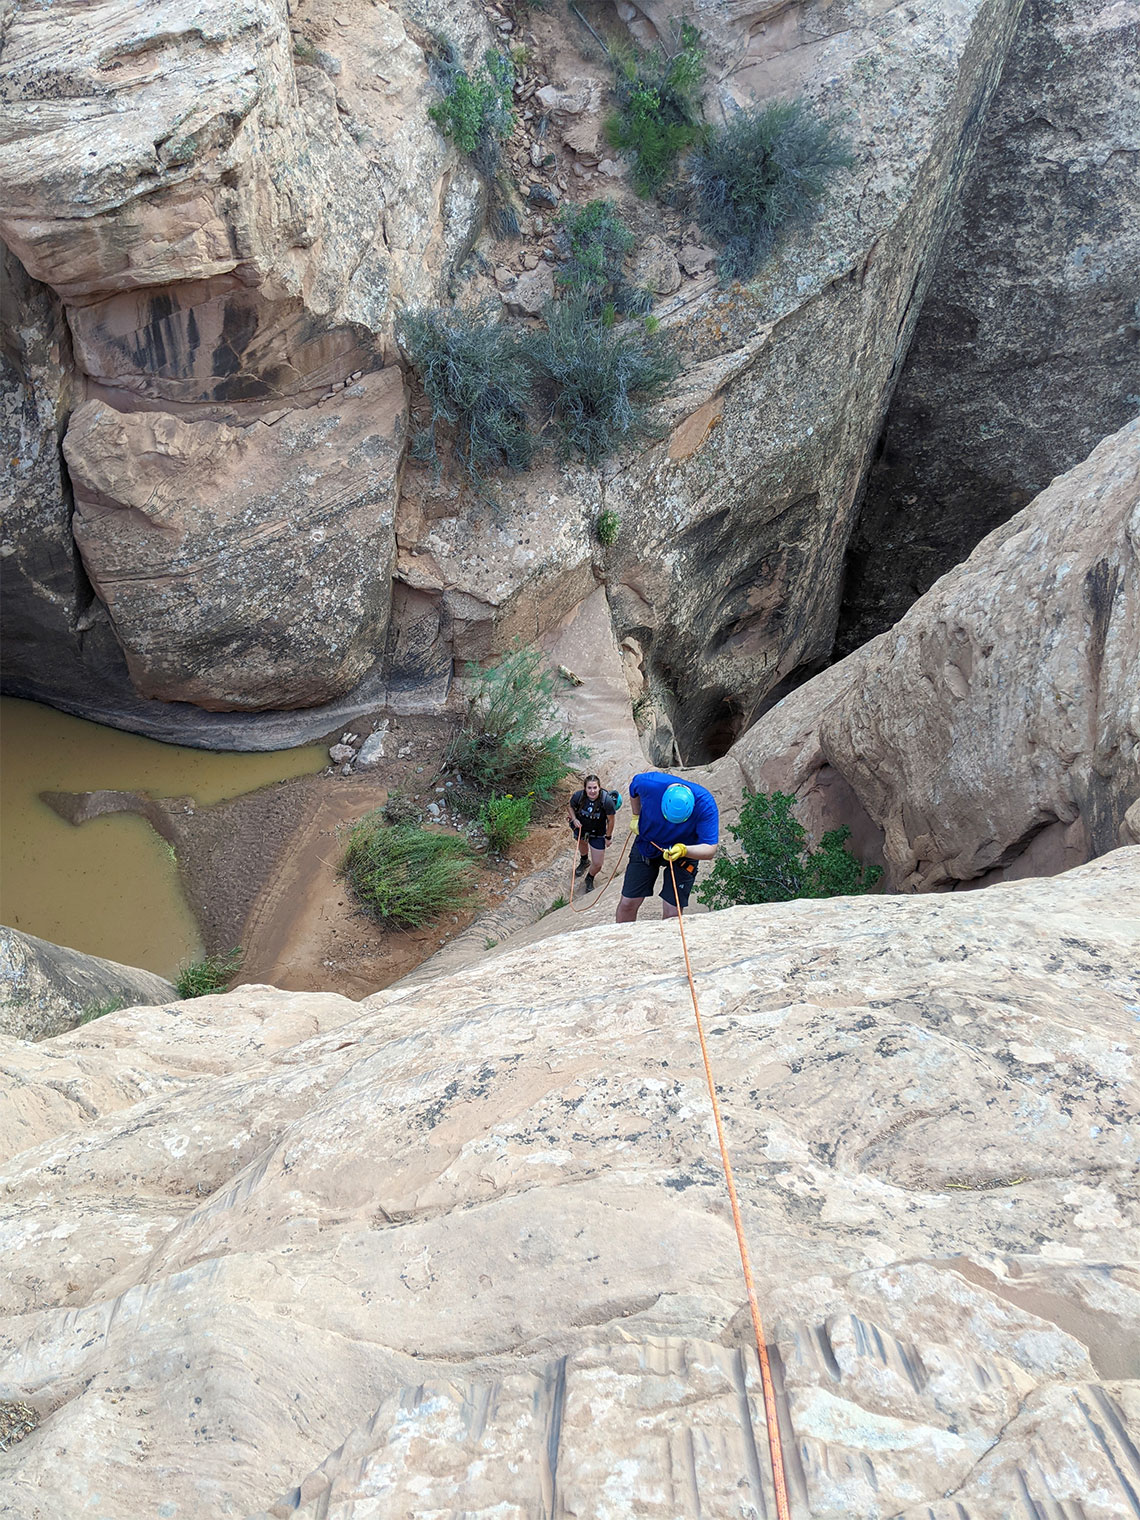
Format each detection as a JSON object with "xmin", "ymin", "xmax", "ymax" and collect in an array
[{"xmin": 571, "ymin": 789, "xmax": 615, "ymax": 835}]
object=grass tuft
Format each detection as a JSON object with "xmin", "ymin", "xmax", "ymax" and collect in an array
[
  {"xmin": 175, "ymin": 948, "xmax": 243, "ymax": 999},
  {"xmin": 341, "ymin": 817, "xmax": 477, "ymax": 928}
]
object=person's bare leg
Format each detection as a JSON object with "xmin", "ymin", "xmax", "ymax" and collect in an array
[
  {"xmin": 588, "ymin": 843, "xmax": 605, "ymax": 879},
  {"xmin": 661, "ymin": 900, "xmax": 680, "ymax": 921},
  {"xmin": 616, "ymin": 895, "xmax": 644, "ymax": 923}
]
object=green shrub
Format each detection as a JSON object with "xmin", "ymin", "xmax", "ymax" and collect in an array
[
  {"xmin": 697, "ymin": 789, "xmax": 881, "ymax": 910},
  {"xmin": 528, "ymin": 297, "xmax": 678, "ymax": 464},
  {"xmin": 479, "ymin": 792, "xmax": 533, "ymax": 852},
  {"xmin": 429, "ymin": 49, "xmax": 515, "ymax": 176},
  {"xmin": 401, "ymin": 305, "xmax": 534, "ymax": 482},
  {"xmin": 340, "ymin": 816, "xmax": 477, "ymax": 927},
  {"xmin": 688, "ymin": 99, "xmax": 852, "ymax": 281},
  {"xmin": 606, "ymin": 22, "xmax": 706, "ymax": 195},
  {"xmin": 449, "ymin": 643, "xmax": 577, "ymax": 801},
  {"xmin": 595, "ymin": 508, "xmax": 621, "ymax": 546},
  {"xmin": 175, "ymin": 948, "xmax": 243, "ymax": 999},
  {"xmin": 555, "ymin": 200, "xmax": 649, "ymax": 314}
]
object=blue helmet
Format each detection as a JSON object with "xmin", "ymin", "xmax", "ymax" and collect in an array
[{"xmin": 661, "ymin": 783, "xmax": 695, "ymax": 823}]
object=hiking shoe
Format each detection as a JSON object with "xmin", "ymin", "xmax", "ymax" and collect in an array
[
  {"xmin": 583, "ymin": 873, "xmax": 595, "ymax": 893},
  {"xmin": 575, "ymin": 857, "xmax": 590, "ymax": 877}
]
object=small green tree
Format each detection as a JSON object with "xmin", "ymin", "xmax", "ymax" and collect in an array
[
  {"xmin": 429, "ymin": 49, "xmax": 515, "ymax": 176},
  {"xmin": 606, "ymin": 22, "xmax": 707, "ymax": 196},
  {"xmin": 449, "ymin": 643, "xmax": 577, "ymax": 800},
  {"xmin": 555, "ymin": 200, "xmax": 649, "ymax": 315},
  {"xmin": 479, "ymin": 792, "xmax": 533, "ymax": 852},
  {"xmin": 697, "ymin": 789, "xmax": 881, "ymax": 910}
]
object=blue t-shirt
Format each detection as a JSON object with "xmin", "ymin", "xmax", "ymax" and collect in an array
[{"xmin": 629, "ymin": 772, "xmax": 719, "ymax": 862}]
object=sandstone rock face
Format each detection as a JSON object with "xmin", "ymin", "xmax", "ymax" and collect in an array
[
  {"xmin": 0, "ymin": 0, "xmax": 477, "ymax": 725},
  {"xmin": 63, "ymin": 369, "xmax": 406, "ymax": 709},
  {"xmin": 732, "ymin": 419, "xmax": 1140, "ymax": 890},
  {"xmin": 836, "ymin": 0, "xmax": 1140, "ymax": 655},
  {"xmin": 1, "ymin": 855, "xmax": 1137, "ymax": 1514},
  {"xmin": 0, "ymin": 926, "xmax": 175, "ymax": 1042},
  {"xmin": 3, "ymin": 0, "xmax": 1031, "ymax": 742}
]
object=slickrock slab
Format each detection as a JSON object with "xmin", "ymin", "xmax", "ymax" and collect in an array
[
  {"xmin": 0, "ymin": 853, "xmax": 1136, "ymax": 1516},
  {"xmin": 732, "ymin": 418, "xmax": 1140, "ymax": 889}
]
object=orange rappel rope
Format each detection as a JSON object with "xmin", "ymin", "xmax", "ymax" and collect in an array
[
  {"xmin": 564, "ymin": 830, "xmax": 792, "ymax": 1515},
  {"xmin": 662, "ymin": 848, "xmax": 792, "ymax": 1520}
]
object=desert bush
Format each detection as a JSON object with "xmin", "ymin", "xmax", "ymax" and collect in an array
[
  {"xmin": 606, "ymin": 22, "xmax": 706, "ymax": 195},
  {"xmin": 528, "ymin": 297, "xmax": 678, "ymax": 464},
  {"xmin": 688, "ymin": 99, "xmax": 852, "ymax": 281},
  {"xmin": 429, "ymin": 49, "xmax": 515, "ymax": 177},
  {"xmin": 697, "ymin": 789, "xmax": 881, "ymax": 910},
  {"xmin": 449, "ymin": 643, "xmax": 576, "ymax": 801},
  {"xmin": 175, "ymin": 948, "xmax": 243, "ymax": 999},
  {"xmin": 401, "ymin": 305, "xmax": 534, "ymax": 482},
  {"xmin": 340, "ymin": 816, "xmax": 476, "ymax": 927},
  {"xmin": 479, "ymin": 792, "xmax": 533, "ymax": 852},
  {"xmin": 555, "ymin": 200, "xmax": 649, "ymax": 314}
]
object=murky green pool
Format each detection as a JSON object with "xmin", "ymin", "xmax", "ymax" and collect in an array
[{"xmin": 0, "ymin": 697, "xmax": 326, "ymax": 979}]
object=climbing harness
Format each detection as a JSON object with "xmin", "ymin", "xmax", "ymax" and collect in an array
[
  {"xmin": 563, "ymin": 833, "xmax": 793, "ymax": 1514},
  {"xmin": 660, "ymin": 846, "xmax": 793, "ymax": 1520}
]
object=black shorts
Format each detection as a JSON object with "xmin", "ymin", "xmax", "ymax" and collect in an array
[
  {"xmin": 621, "ymin": 851, "xmax": 698, "ymax": 907},
  {"xmin": 571, "ymin": 824, "xmax": 607, "ymax": 849}
]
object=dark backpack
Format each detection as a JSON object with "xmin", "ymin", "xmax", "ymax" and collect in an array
[{"xmin": 605, "ymin": 789, "xmax": 623, "ymax": 812}]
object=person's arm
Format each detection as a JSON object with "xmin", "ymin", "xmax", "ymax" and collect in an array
[
  {"xmin": 683, "ymin": 841, "xmax": 717, "ymax": 860},
  {"xmin": 604, "ymin": 799, "xmax": 615, "ymax": 841}
]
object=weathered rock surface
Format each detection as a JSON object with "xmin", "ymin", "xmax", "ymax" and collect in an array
[
  {"xmin": 63, "ymin": 369, "xmax": 406, "ymax": 710},
  {"xmin": 0, "ymin": 0, "xmax": 478, "ymax": 727},
  {"xmin": 1, "ymin": 854, "xmax": 1137, "ymax": 1515},
  {"xmin": 3, "ymin": 0, "xmax": 1032, "ymax": 743},
  {"xmin": 731, "ymin": 419, "xmax": 1140, "ymax": 890},
  {"xmin": 837, "ymin": 0, "xmax": 1140, "ymax": 655},
  {"xmin": 0, "ymin": 926, "xmax": 175, "ymax": 1042}
]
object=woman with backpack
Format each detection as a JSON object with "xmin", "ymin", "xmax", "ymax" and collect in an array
[{"xmin": 567, "ymin": 774, "xmax": 619, "ymax": 893}]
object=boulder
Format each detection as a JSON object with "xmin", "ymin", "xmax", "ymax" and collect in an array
[
  {"xmin": 731, "ymin": 419, "xmax": 1140, "ymax": 889},
  {"xmin": 0, "ymin": 854, "xmax": 1137, "ymax": 1512},
  {"xmin": 62, "ymin": 370, "xmax": 407, "ymax": 710},
  {"xmin": 0, "ymin": 926, "xmax": 174, "ymax": 1042}
]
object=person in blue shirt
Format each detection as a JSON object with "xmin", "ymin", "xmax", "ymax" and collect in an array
[{"xmin": 615, "ymin": 771, "xmax": 719, "ymax": 923}]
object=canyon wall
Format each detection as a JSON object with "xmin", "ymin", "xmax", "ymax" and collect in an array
[
  {"xmin": 837, "ymin": 0, "xmax": 1140, "ymax": 655},
  {"xmin": 730, "ymin": 418, "xmax": 1140, "ymax": 890},
  {"xmin": 2, "ymin": 0, "xmax": 1031, "ymax": 746}
]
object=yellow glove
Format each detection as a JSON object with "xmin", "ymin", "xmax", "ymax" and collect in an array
[
  {"xmin": 628, "ymin": 816, "xmax": 639, "ymax": 835},
  {"xmin": 662, "ymin": 842, "xmax": 687, "ymax": 863}
]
